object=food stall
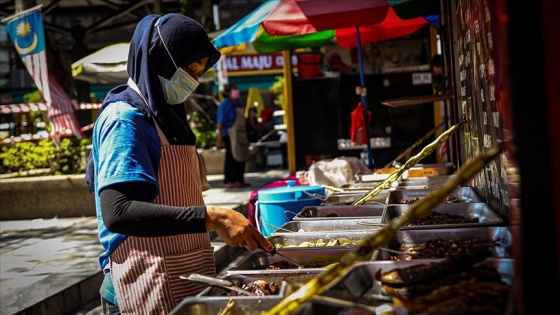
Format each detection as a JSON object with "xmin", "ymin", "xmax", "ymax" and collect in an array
[{"xmin": 169, "ymin": 0, "xmax": 558, "ymax": 314}]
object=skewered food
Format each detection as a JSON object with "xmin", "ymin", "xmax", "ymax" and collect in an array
[
  {"xmin": 376, "ymin": 245, "xmax": 492, "ymax": 285},
  {"xmin": 376, "ymin": 246, "xmax": 509, "ymax": 315}
]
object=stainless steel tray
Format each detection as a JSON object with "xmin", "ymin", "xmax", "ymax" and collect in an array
[
  {"xmin": 294, "ymin": 204, "xmax": 385, "ymax": 221},
  {"xmin": 271, "ymin": 219, "xmax": 385, "ymax": 235},
  {"xmin": 322, "ymin": 190, "xmax": 390, "ymax": 205},
  {"xmin": 170, "ymin": 295, "xmax": 284, "ymax": 315},
  {"xmin": 197, "ymin": 273, "xmax": 299, "ymax": 297},
  {"xmin": 381, "ymin": 203, "xmax": 504, "ymax": 229},
  {"xmin": 375, "ymin": 227, "xmax": 512, "ymax": 260},
  {"xmin": 398, "ymin": 175, "xmax": 455, "ymax": 185},
  {"xmin": 227, "ymin": 248, "xmax": 372, "ymax": 275},
  {"xmin": 386, "ymin": 186, "xmax": 483, "ymax": 204},
  {"xmin": 268, "ymin": 230, "xmax": 375, "ymax": 249},
  {"xmin": 327, "ymin": 258, "xmax": 514, "ymax": 311}
]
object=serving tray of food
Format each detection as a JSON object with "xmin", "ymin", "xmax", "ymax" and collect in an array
[
  {"xmin": 380, "ymin": 203, "xmax": 504, "ymax": 229},
  {"xmin": 386, "ymin": 186, "xmax": 483, "ymax": 204},
  {"xmin": 271, "ymin": 219, "xmax": 384, "ymax": 235},
  {"xmin": 326, "ymin": 252, "xmax": 514, "ymax": 315},
  {"xmin": 170, "ymin": 295, "xmax": 284, "ymax": 315},
  {"xmin": 375, "ymin": 226, "xmax": 512, "ymax": 260},
  {"xmin": 293, "ymin": 204, "xmax": 386, "ymax": 222},
  {"xmin": 196, "ymin": 272, "xmax": 319, "ymax": 297},
  {"xmin": 322, "ymin": 190, "xmax": 390, "ymax": 205},
  {"xmin": 268, "ymin": 230, "xmax": 376, "ymax": 250},
  {"xmin": 227, "ymin": 248, "xmax": 373, "ymax": 275}
]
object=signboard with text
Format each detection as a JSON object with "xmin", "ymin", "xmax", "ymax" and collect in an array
[{"xmin": 224, "ymin": 53, "xmax": 298, "ymax": 76}]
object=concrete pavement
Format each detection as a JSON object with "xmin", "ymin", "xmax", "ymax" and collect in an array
[{"xmin": 0, "ymin": 168, "xmax": 290, "ymax": 315}]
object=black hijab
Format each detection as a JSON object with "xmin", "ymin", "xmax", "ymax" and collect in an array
[{"xmin": 85, "ymin": 13, "xmax": 221, "ymax": 193}]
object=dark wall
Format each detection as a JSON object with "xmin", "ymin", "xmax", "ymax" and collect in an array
[
  {"xmin": 291, "ymin": 72, "xmax": 436, "ymax": 171},
  {"xmin": 339, "ymin": 72, "xmax": 436, "ymax": 164},
  {"xmin": 292, "ymin": 77, "xmax": 340, "ymax": 170}
]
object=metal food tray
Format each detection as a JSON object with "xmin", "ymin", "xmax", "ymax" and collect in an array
[
  {"xmin": 327, "ymin": 258, "xmax": 514, "ymax": 311},
  {"xmin": 227, "ymin": 248, "xmax": 374, "ymax": 275},
  {"xmin": 268, "ymin": 230, "xmax": 376, "ymax": 249},
  {"xmin": 197, "ymin": 273, "xmax": 305, "ymax": 297},
  {"xmin": 386, "ymin": 186, "xmax": 483, "ymax": 204},
  {"xmin": 398, "ymin": 175, "xmax": 455, "ymax": 185},
  {"xmin": 170, "ymin": 295, "xmax": 284, "ymax": 315},
  {"xmin": 375, "ymin": 227, "xmax": 512, "ymax": 260},
  {"xmin": 381, "ymin": 203, "xmax": 504, "ymax": 229},
  {"xmin": 294, "ymin": 204, "xmax": 385, "ymax": 221},
  {"xmin": 271, "ymin": 219, "xmax": 385, "ymax": 235},
  {"xmin": 322, "ymin": 190, "xmax": 390, "ymax": 205}
]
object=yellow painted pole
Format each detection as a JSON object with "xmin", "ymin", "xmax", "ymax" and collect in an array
[{"xmin": 282, "ymin": 50, "xmax": 296, "ymax": 174}]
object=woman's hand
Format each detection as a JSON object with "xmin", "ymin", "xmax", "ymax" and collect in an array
[
  {"xmin": 205, "ymin": 206, "xmax": 273, "ymax": 252},
  {"xmin": 216, "ymin": 134, "xmax": 223, "ymax": 148}
]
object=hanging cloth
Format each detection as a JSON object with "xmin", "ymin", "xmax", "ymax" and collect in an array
[{"xmin": 350, "ymin": 102, "xmax": 371, "ymax": 145}]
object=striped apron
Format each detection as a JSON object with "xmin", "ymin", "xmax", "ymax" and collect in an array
[{"xmin": 109, "ymin": 122, "xmax": 215, "ymax": 314}]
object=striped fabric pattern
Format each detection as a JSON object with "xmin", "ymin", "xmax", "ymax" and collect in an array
[{"xmin": 110, "ymin": 143, "xmax": 215, "ymax": 314}]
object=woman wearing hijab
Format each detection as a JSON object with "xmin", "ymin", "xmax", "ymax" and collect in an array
[{"xmin": 86, "ymin": 13, "xmax": 273, "ymax": 314}]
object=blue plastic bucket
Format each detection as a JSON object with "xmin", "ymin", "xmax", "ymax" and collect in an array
[{"xmin": 255, "ymin": 180, "xmax": 324, "ymax": 237}]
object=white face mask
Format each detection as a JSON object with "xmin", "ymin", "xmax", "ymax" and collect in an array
[
  {"xmin": 156, "ymin": 22, "xmax": 200, "ymax": 105},
  {"xmin": 158, "ymin": 67, "xmax": 199, "ymax": 105}
]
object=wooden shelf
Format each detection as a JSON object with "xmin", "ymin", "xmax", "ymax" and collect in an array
[{"xmin": 382, "ymin": 94, "xmax": 453, "ymax": 108}]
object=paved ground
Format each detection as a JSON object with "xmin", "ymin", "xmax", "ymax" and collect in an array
[{"xmin": 0, "ymin": 168, "xmax": 290, "ymax": 315}]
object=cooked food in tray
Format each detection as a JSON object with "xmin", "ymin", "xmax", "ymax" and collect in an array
[
  {"xmin": 226, "ymin": 279, "xmax": 280, "ymax": 296},
  {"xmin": 275, "ymin": 237, "xmax": 361, "ymax": 248},
  {"xmin": 326, "ymin": 248, "xmax": 513, "ymax": 315},
  {"xmin": 398, "ymin": 194, "xmax": 460, "ymax": 204},
  {"xmin": 376, "ymin": 246, "xmax": 510, "ymax": 315},
  {"xmin": 387, "ymin": 186, "xmax": 482, "ymax": 204},
  {"xmin": 377, "ymin": 227, "xmax": 512, "ymax": 261},
  {"xmin": 405, "ymin": 210, "xmax": 479, "ymax": 225},
  {"xmin": 390, "ymin": 238, "xmax": 498, "ymax": 260},
  {"xmin": 294, "ymin": 205, "xmax": 385, "ymax": 221},
  {"xmin": 382, "ymin": 203, "xmax": 504, "ymax": 229}
]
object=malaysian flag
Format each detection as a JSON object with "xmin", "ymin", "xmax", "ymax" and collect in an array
[{"xmin": 4, "ymin": 5, "xmax": 84, "ymax": 146}]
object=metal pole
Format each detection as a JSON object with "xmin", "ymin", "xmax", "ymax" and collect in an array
[{"xmin": 355, "ymin": 27, "xmax": 373, "ymax": 168}]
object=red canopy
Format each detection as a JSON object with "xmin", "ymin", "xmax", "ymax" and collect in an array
[
  {"xmin": 263, "ymin": 0, "xmax": 390, "ymax": 36},
  {"xmin": 335, "ymin": 7, "xmax": 428, "ymax": 49}
]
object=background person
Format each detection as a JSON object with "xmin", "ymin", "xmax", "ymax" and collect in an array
[
  {"xmin": 216, "ymin": 83, "xmax": 250, "ymax": 188},
  {"xmin": 246, "ymin": 106, "xmax": 261, "ymax": 143},
  {"xmin": 85, "ymin": 13, "xmax": 273, "ymax": 314}
]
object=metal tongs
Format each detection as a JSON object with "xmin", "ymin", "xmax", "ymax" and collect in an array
[
  {"xmin": 259, "ymin": 244, "xmax": 304, "ymax": 268},
  {"xmin": 180, "ymin": 273, "xmax": 256, "ymax": 296}
]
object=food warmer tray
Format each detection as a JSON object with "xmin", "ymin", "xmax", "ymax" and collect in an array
[
  {"xmin": 197, "ymin": 272, "xmax": 318, "ymax": 297},
  {"xmin": 173, "ymin": 259, "xmax": 514, "ymax": 315},
  {"xmin": 398, "ymin": 175, "xmax": 455, "ymax": 185},
  {"xmin": 294, "ymin": 204, "xmax": 385, "ymax": 221},
  {"xmin": 386, "ymin": 186, "xmax": 483, "ymax": 204},
  {"xmin": 326, "ymin": 258, "xmax": 514, "ymax": 311},
  {"xmin": 227, "ymin": 247, "xmax": 375, "ymax": 275},
  {"xmin": 271, "ymin": 219, "xmax": 384, "ymax": 235},
  {"xmin": 170, "ymin": 295, "xmax": 284, "ymax": 315},
  {"xmin": 267, "ymin": 230, "xmax": 376, "ymax": 249},
  {"xmin": 322, "ymin": 190, "xmax": 390, "ymax": 205},
  {"xmin": 375, "ymin": 226, "xmax": 512, "ymax": 260},
  {"xmin": 170, "ymin": 293, "xmax": 372, "ymax": 315},
  {"xmin": 381, "ymin": 203, "xmax": 504, "ymax": 229}
]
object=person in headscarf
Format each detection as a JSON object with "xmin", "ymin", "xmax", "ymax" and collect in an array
[{"xmin": 85, "ymin": 13, "xmax": 273, "ymax": 314}]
